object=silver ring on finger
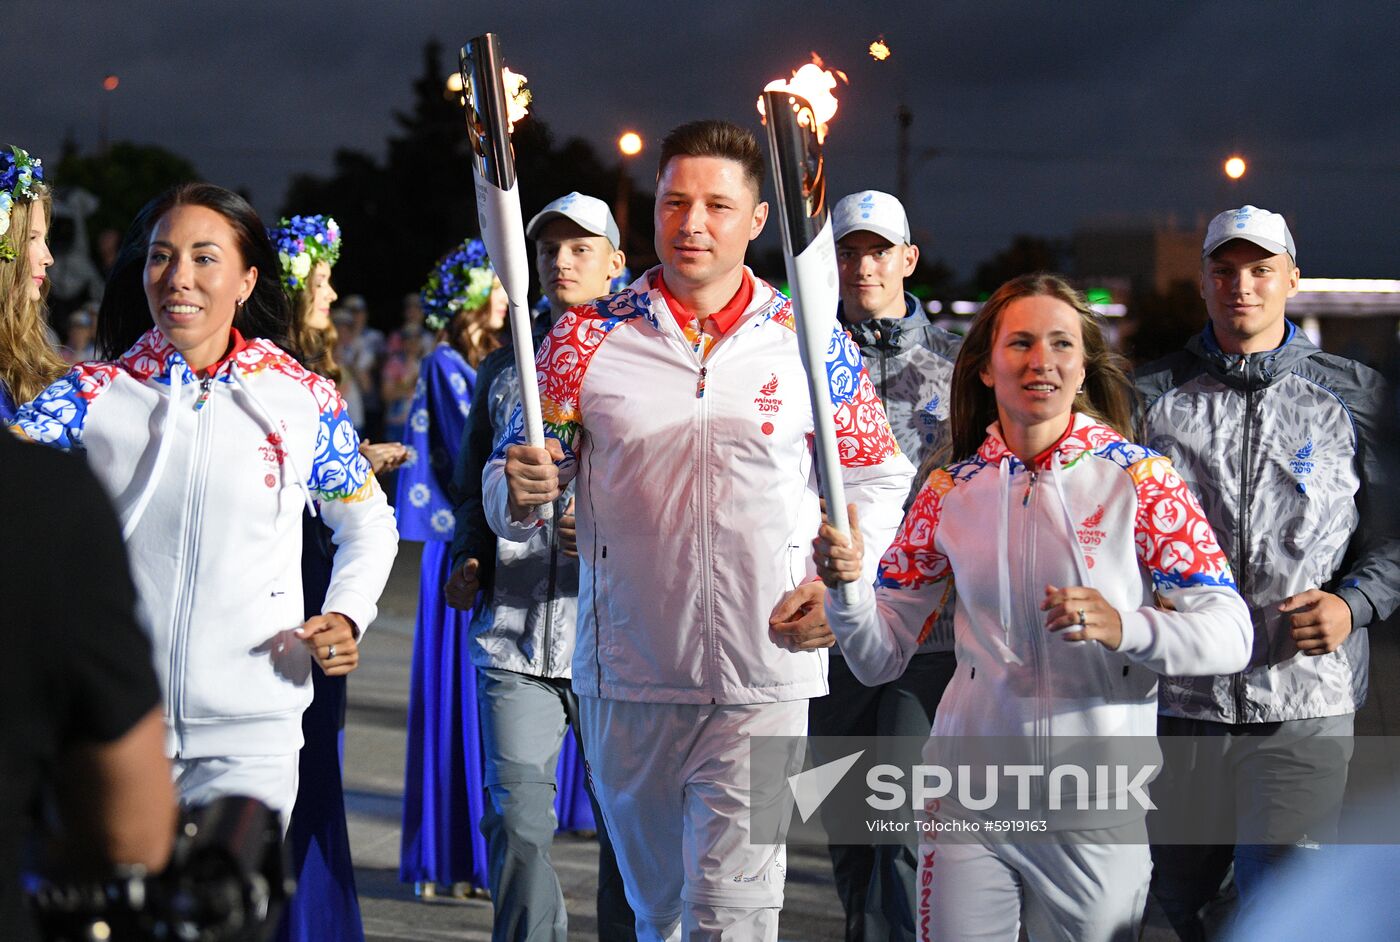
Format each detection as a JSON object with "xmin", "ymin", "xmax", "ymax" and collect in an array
[
  {"xmin": 328, "ymin": 643, "xmax": 337, "ymax": 659},
  {"xmin": 1076, "ymin": 608, "xmax": 1087, "ymax": 628}
]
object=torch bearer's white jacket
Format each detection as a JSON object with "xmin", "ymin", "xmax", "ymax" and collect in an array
[
  {"xmin": 13, "ymin": 329, "xmax": 399, "ymax": 758},
  {"xmin": 825, "ymin": 413, "xmax": 1252, "ymax": 740},
  {"xmin": 484, "ymin": 268, "xmax": 915, "ymax": 704}
]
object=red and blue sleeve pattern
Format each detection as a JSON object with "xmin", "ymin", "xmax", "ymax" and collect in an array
[
  {"xmin": 11, "ymin": 363, "xmax": 119, "ymax": 448},
  {"xmin": 875, "ymin": 468, "xmax": 956, "ymax": 643},
  {"xmin": 1126, "ymin": 452, "xmax": 1235, "ymax": 590},
  {"xmin": 489, "ymin": 294, "xmax": 645, "ymax": 468},
  {"xmin": 310, "ymin": 393, "xmax": 373, "ymax": 503},
  {"xmin": 877, "ymin": 468, "xmax": 955, "ymax": 589},
  {"xmin": 825, "ymin": 323, "xmax": 901, "ymax": 467}
]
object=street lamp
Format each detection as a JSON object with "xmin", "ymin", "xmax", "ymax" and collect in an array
[
  {"xmin": 100, "ymin": 75, "xmax": 119, "ymax": 152},
  {"xmin": 1224, "ymin": 155, "xmax": 1247, "ymax": 180},
  {"xmin": 616, "ymin": 131, "xmax": 643, "ymax": 251},
  {"xmin": 444, "ymin": 71, "xmax": 464, "ymax": 102}
]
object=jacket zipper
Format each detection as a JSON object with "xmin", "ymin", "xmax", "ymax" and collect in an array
[
  {"xmin": 168, "ymin": 369, "xmax": 215, "ymax": 751},
  {"xmin": 695, "ymin": 356, "xmax": 717, "ymax": 700},
  {"xmin": 1234, "ymin": 384, "xmax": 1254, "ymax": 722},
  {"xmin": 1020, "ymin": 468, "xmax": 1049, "ymax": 806}
]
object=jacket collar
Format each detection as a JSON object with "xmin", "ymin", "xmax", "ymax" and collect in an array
[
  {"xmin": 839, "ymin": 292, "xmax": 928, "ymax": 351},
  {"xmin": 631, "ymin": 264, "xmax": 785, "ymax": 335},
  {"xmin": 977, "ymin": 412, "xmax": 1125, "ymax": 472},
  {"xmin": 118, "ymin": 327, "xmax": 253, "ymax": 384},
  {"xmin": 1186, "ymin": 320, "xmax": 1317, "ymax": 391}
]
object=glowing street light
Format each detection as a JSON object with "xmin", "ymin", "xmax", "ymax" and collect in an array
[
  {"xmin": 618, "ymin": 131, "xmax": 643, "ymax": 157},
  {"xmin": 1224, "ymin": 155, "xmax": 1247, "ymax": 180}
]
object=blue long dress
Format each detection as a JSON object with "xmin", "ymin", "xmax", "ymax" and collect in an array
[
  {"xmin": 275, "ymin": 513, "xmax": 365, "ymax": 941},
  {"xmin": 397, "ymin": 343, "xmax": 491, "ymax": 890},
  {"xmin": 396, "ymin": 342, "xmax": 594, "ymax": 893}
]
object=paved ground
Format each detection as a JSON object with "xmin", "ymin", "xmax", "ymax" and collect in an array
[{"xmin": 342, "ymin": 541, "xmax": 1400, "ymax": 941}]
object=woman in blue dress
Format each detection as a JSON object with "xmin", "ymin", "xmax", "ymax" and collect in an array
[
  {"xmin": 268, "ymin": 215, "xmax": 405, "ymax": 941},
  {"xmin": 397, "ymin": 239, "xmax": 506, "ymax": 898},
  {"xmin": 0, "ymin": 145, "xmax": 65, "ymax": 421}
]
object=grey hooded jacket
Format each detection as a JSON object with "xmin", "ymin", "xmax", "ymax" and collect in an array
[
  {"xmin": 1136, "ymin": 322, "xmax": 1399, "ymax": 722},
  {"xmin": 840, "ymin": 292, "xmax": 962, "ymax": 652},
  {"xmin": 450, "ymin": 317, "xmax": 576, "ymax": 678}
]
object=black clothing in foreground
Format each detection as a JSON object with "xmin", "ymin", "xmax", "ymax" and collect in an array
[{"xmin": 0, "ymin": 435, "xmax": 161, "ymax": 942}]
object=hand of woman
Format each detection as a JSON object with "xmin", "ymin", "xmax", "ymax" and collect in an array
[
  {"xmin": 812, "ymin": 502, "xmax": 864, "ymax": 589},
  {"xmin": 296, "ymin": 612, "xmax": 361, "ymax": 676},
  {"xmin": 1041, "ymin": 584, "xmax": 1123, "ymax": 650},
  {"xmin": 359, "ymin": 440, "xmax": 408, "ymax": 475}
]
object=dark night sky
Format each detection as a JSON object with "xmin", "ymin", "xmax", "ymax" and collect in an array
[{"xmin": 7, "ymin": 0, "xmax": 1398, "ymax": 280}]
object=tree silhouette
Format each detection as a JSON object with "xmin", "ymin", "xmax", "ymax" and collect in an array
[
  {"xmin": 282, "ymin": 39, "xmax": 654, "ymax": 326},
  {"xmin": 55, "ymin": 141, "xmax": 199, "ymax": 245},
  {"xmin": 973, "ymin": 235, "xmax": 1066, "ymax": 296}
]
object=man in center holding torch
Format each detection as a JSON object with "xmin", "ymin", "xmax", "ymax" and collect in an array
[{"xmin": 484, "ymin": 120, "xmax": 913, "ymax": 940}]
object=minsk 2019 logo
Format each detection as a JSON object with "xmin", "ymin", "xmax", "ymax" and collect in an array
[
  {"xmin": 1291, "ymin": 438, "xmax": 1314, "ymax": 494},
  {"xmin": 1077, "ymin": 505, "xmax": 1106, "ymax": 566},
  {"xmin": 754, "ymin": 373, "xmax": 783, "ymax": 414}
]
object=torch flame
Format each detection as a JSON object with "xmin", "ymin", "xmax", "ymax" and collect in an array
[
  {"xmin": 502, "ymin": 67, "xmax": 531, "ymax": 131},
  {"xmin": 869, "ymin": 38, "xmax": 891, "ymax": 61},
  {"xmin": 756, "ymin": 52, "xmax": 847, "ymax": 144}
]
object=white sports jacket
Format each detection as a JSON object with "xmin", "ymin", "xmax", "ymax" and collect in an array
[
  {"xmin": 825, "ymin": 414, "xmax": 1251, "ymax": 823},
  {"xmin": 827, "ymin": 413, "xmax": 1251, "ymax": 737},
  {"xmin": 15, "ymin": 329, "xmax": 399, "ymax": 757},
  {"xmin": 485, "ymin": 268, "xmax": 914, "ymax": 704}
]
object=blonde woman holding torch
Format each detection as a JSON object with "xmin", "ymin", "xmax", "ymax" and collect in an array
[{"xmin": 813, "ymin": 274, "xmax": 1250, "ymax": 941}]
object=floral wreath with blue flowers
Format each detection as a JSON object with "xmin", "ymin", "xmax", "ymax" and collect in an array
[
  {"xmin": 0, "ymin": 145, "xmax": 47, "ymax": 263},
  {"xmin": 268, "ymin": 214, "xmax": 341, "ymax": 292},
  {"xmin": 421, "ymin": 238, "xmax": 495, "ymax": 331}
]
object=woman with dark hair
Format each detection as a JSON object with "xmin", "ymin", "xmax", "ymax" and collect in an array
[
  {"xmin": 813, "ymin": 273, "xmax": 1251, "ymax": 941},
  {"xmin": 0, "ymin": 145, "xmax": 66, "ymax": 420},
  {"xmin": 14, "ymin": 183, "xmax": 399, "ymax": 827}
]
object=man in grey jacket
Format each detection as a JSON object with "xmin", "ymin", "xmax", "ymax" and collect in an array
[
  {"xmin": 445, "ymin": 192, "xmax": 633, "ymax": 941},
  {"xmin": 1136, "ymin": 205, "xmax": 1399, "ymax": 938},
  {"xmin": 798, "ymin": 190, "xmax": 961, "ymax": 942}
]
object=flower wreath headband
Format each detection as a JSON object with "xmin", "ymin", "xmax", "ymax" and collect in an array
[
  {"xmin": 268, "ymin": 214, "xmax": 342, "ymax": 292},
  {"xmin": 0, "ymin": 145, "xmax": 48, "ymax": 263},
  {"xmin": 421, "ymin": 238, "xmax": 495, "ymax": 331}
]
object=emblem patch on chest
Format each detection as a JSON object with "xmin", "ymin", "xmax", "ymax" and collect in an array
[
  {"xmin": 754, "ymin": 373, "xmax": 783, "ymax": 416},
  {"xmin": 1077, "ymin": 504, "xmax": 1106, "ymax": 565}
]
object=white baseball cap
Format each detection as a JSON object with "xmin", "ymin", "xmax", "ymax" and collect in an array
[
  {"xmin": 1203, "ymin": 205, "xmax": 1296, "ymax": 264},
  {"xmin": 526, "ymin": 192, "xmax": 620, "ymax": 247},
  {"xmin": 832, "ymin": 190, "xmax": 912, "ymax": 246}
]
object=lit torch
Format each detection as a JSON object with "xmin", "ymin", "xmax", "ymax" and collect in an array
[
  {"xmin": 758, "ymin": 56, "xmax": 858, "ymax": 603},
  {"xmin": 459, "ymin": 33, "xmax": 551, "ymax": 519}
]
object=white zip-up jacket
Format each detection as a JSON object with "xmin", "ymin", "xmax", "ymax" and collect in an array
[
  {"xmin": 14, "ymin": 329, "xmax": 399, "ymax": 758},
  {"xmin": 825, "ymin": 415, "xmax": 1250, "ymax": 819},
  {"xmin": 484, "ymin": 268, "xmax": 915, "ymax": 704}
]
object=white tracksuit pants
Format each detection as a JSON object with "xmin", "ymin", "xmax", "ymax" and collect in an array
[
  {"xmin": 579, "ymin": 696, "xmax": 807, "ymax": 942},
  {"xmin": 916, "ymin": 821, "xmax": 1150, "ymax": 942}
]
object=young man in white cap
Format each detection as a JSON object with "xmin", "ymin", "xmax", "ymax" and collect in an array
[
  {"xmin": 445, "ymin": 192, "xmax": 632, "ymax": 941},
  {"xmin": 786, "ymin": 189, "xmax": 960, "ymax": 942},
  {"xmin": 485, "ymin": 121, "xmax": 913, "ymax": 941},
  {"xmin": 1136, "ymin": 206, "xmax": 1399, "ymax": 938}
]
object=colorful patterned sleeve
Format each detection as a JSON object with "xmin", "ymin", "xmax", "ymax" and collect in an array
[
  {"xmin": 826, "ymin": 323, "xmax": 901, "ymax": 468},
  {"xmin": 488, "ymin": 303, "xmax": 618, "ymax": 473},
  {"xmin": 1127, "ymin": 453, "xmax": 1235, "ymax": 590},
  {"xmin": 309, "ymin": 384, "xmax": 375, "ymax": 503},
  {"xmin": 876, "ymin": 468, "xmax": 956, "ymax": 644},
  {"xmin": 10, "ymin": 364, "xmax": 118, "ymax": 449}
]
